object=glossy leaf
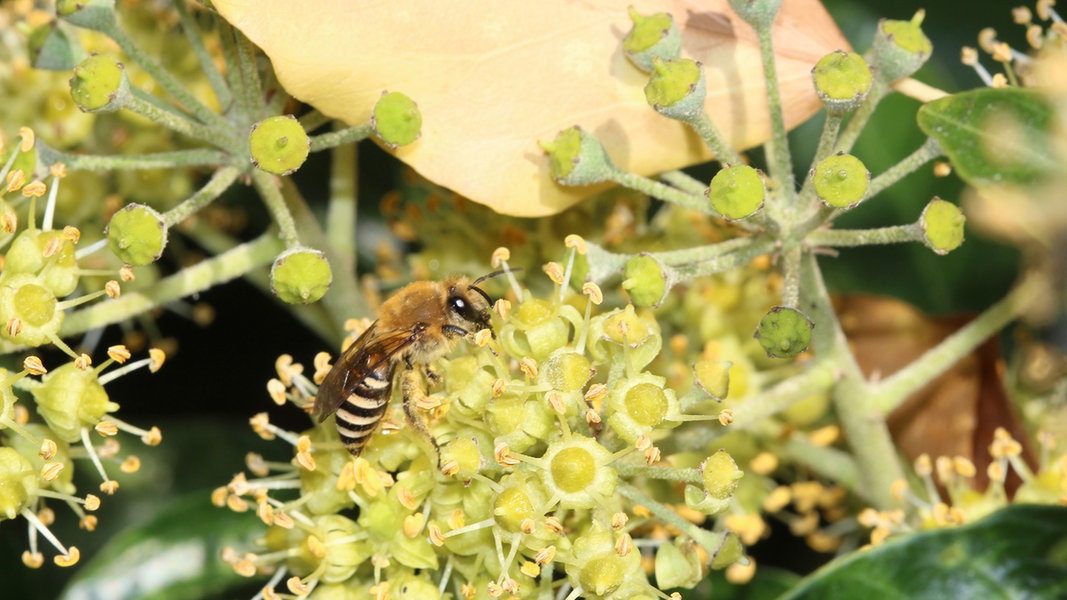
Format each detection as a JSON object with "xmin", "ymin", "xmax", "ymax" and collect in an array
[
  {"xmin": 918, "ymin": 87, "xmax": 1058, "ymax": 186},
  {"xmin": 211, "ymin": 0, "xmax": 848, "ymax": 216},
  {"xmin": 61, "ymin": 494, "xmax": 263, "ymax": 600},
  {"xmin": 781, "ymin": 504, "xmax": 1067, "ymax": 599}
]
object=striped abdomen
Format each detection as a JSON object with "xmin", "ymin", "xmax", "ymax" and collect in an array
[{"xmin": 333, "ymin": 360, "xmax": 397, "ymax": 455}]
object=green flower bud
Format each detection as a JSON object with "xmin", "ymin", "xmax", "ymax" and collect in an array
[
  {"xmin": 707, "ymin": 164, "xmax": 765, "ymax": 219},
  {"xmin": 728, "ymin": 0, "xmax": 782, "ymax": 30},
  {"xmin": 32, "ymin": 362, "xmax": 118, "ymax": 443},
  {"xmin": 0, "ymin": 273, "xmax": 64, "ymax": 347},
  {"xmin": 543, "ymin": 435, "xmax": 617, "ymax": 509},
  {"xmin": 270, "ymin": 247, "xmax": 332, "ymax": 304},
  {"xmin": 686, "ymin": 449, "xmax": 743, "ymax": 515},
  {"xmin": 654, "ymin": 538, "xmax": 703, "ymax": 590},
  {"xmin": 812, "ymin": 153, "xmax": 869, "ymax": 209},
  {"xmin": 811, "ymin": 50, "xmax": 873, "ymax": 114},
  {"xmin": 0, "ymin": 447, "xmax": 37, "ymax": 521},
  {"xmin": 28, "ymin": 21, "xmax": 87, "ymax": 71},
  {"xmin": 56, "ymin": 0, "xmax": 117, "ymax": 30},
  {"xmin": 920, "ymin": 197, "xmax": 965, "ymax": 255},
  {"xmin": 623, "ymin": 8, "xmax": 681, "ymax": 72},
  {"xmin": 372, "ymin": 91, "xmax": 422, "ymax": 148},
  {"xmin": 541, "ymin": 126, "xmax": 615, "ymax": 186},
  {"xmin": 69, "ymin": 54, "xmax": 127, "ymax": 112},
  {"xmin": 871, "ymin": 11, "xmax": 932, "ymax": 82},
  {"xmin": 106, "ymin": 203, "xmax": 167, "ymax": 265},
  {"xmin": 693, "ymin": 358, "xmax": 731, "ymax": 401},
  {"xmin": 754, "ymin": 305, "xmax": 813, "ymax": 359},
  {"xmin": 644, "ymin": 58, "xmax": 706, "ymax": 122},
  {"xmin": 622, "ymin": 254, "xmax": 669, "ymax": 308},
  {"xmin": 249, "ymin": 115, "xmax": 310, "ymax": 176},
  {"xmin": 500, "ymin": 297, "xmax": 573, "ymax": 360},
  {"xmin": 709, "ymin": 531, "xmax": 745, "ymax": 569}
]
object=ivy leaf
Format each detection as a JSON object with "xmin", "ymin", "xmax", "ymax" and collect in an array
[
  {"xmin": 211, "ymin": 0, "xmax": 847, "ymax": 216},
  {"xmin": 918, "ymin": 87, "xmax": 1058, "ymax": 186},
  {"xmin": 780, "ymin": 504, "xmax": 1067, "ymax": 599}
]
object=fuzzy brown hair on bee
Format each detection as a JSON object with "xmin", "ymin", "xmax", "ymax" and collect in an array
[{"xmin": 313, "ymin": 275, "xmax": 496, "ymax": 461}]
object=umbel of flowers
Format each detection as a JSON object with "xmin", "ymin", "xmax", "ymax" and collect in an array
[{"xmin": 219, "ymin": 242, "xmax": 752, "ymax": 599}]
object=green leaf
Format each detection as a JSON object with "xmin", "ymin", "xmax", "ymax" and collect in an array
[
  {"xmin": 781, "ymin": 504, "xmax": 1067, "ymax": 599},
  {"xmin": 61, "ymin": 493, "xmax": 263, "ymax": 600},
  {"xmin": 917, "ymin": 87, "xmax": 1058, "ymax": 186}
]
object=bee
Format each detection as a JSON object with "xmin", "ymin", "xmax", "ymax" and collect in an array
[{"xmin": 314, "ymin": 275, "xmax": 496, "ymax": 459}]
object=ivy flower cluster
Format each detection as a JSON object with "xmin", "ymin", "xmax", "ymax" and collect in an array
[{"xmin": 217, "ymin": 242, "xmax": 761, "ymax": 600}]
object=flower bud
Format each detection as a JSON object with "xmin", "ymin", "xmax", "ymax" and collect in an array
[
  {"xmin": 644, "ymin": 58, "xmax": 706, "ymax": 122},
  {"xmin": 105, "ymin": 203, "xmax": 167, "ymax": 265},
  {"xmin": 32, "ymin": 363, "xmax": 119, "ymax": 443},
  {"xmin": 270, "ymin": 247, "xmax": 332, "ymax": 304},
  {"xmin": 812, "ymin": 153, "xmax": 869, "ymax": 209},
  {"xmin": 622, "ymin": 254, "xmax": 668, "ymax": 308},
  {"xmin": 811, "ymin": 50, "xmax": 873, "ymax": 114},
  {"xmin": 655, "ymin": 539, "xmax": 703, "ymax": 590},
  {"xmin": 623, "ymin": 8, "xmax": 681, "ymax": 72},
  {"xmin": 372, "ymin": 91, "xmax": 422, "ymax": 148},
  {"xmin": 249, "ymin": 115, "xmax": 310, "ymax": 176},
  {"xmin": 871, "ymin": 11, "xmax": 932, "ymax": 82},
  {"xmin": 920, "ymin": 197, "xmax": 965, "ymax": 255},
  {"xmin": 728, "ymin": 0, "xmax": 782, "ymax": 30},
  {"xmin": 686, "ymin": 450, "xmax": 743, "ymax": 514},
  {"xmin": 707, "ymin": 165, "xmax": 765, "ymax": 219},
  {"xmin": 754, "ymin": 306, "xmax": 813, "ymax": 358},
  {"xmin": 540, "ymin": 126, "xmax": 615, "ymax": 186},
  {"xmin": 69, "ymin": 54, "xmax": 127, "ymax": 113}
]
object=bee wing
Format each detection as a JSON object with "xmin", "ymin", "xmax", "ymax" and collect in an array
[{"xmin": 313, "ymin": 322, "xmax": 417, "ymax": 422}]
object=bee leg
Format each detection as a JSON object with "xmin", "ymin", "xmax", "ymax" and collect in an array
[
  {"xmin": 422, "ymin": 364, "xmax": 442, "ymax": 387},
  {"xmin": 400, "ymin": 368, "xmax": 441, "ymax": 466}
]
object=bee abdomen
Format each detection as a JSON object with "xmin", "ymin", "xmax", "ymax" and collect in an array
[{"xmin": 334, "ymin": 371, "xmax": 392, "ymax": 454}]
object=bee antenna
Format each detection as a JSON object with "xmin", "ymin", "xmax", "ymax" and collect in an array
[
  {"xmin": 468, "ymin": 283, "xmax": 493, "ymax": 306},
  {"xmin": 471, "ymin": 267, "xmax": 523, "ymax": 287}
]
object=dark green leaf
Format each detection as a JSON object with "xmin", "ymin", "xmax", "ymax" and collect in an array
[
  {"xmin": 918, "ymin": 87, "xmax": 1057, "ymax": 186},
  {"xmin": 60, "ymin": 493, "xmax": 264, "ymax": 600},
  {"xmin": 780, "ymin": 504, "xmax": 1067, "ymax": 600}
]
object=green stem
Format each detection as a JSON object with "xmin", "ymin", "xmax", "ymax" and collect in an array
[
  {"xmin": 834, "ymin": 77, "xmax": 889, "ymax": 155},
  {"xmin": 728, "ymin": 360, "xmax": 837, "ymax": 431},
  {"xmin": 174, "ymin": 0, "xmax": 233, "ymax": 112},
  {"xmin": 162, "ymin": 165, "xmax": 242, "ymax": 227},
  {"xmin": 309, "ymin": 124, "xmax": 376, "ymax": 152},
  {"xmin": 326, "ymin": 131, "xmax": 358, "ymax": 260},
  {"xmin": 865, "ymin": 137, "xmax": 942, "ymax": 200},
  {"xmin": 608, "ymin": 170, "xmax": 712, "ymax": 214},
  {"xmin": 756, "ymin": 26, "xmax": 795, "ymax": 197},
  {"xmin": 252, "ymin": 170, "xmax": 301, "ymax": 248},
  {"xmin": 872, "ymin": 272, "xmax": 1044, "ymax": 413},
  {"xmin": 807, "ymin": 224, "xmax": 922, "ymax": 248},
  {"xmin": 38, "ymin": 146, "xmax": 231, "ymax": 171},
  {"xmin": 614, "ymin": 463, "xmax": 702, "ymax": 485},
  {"xmin": 99, "ymin": 19, "xmax": 228, "ymax": 131},
  {"xmin": 617, "ymin": 483, "xmax": 728, "ymax": 554},
  {"xmin": 122, "ymin": 90, "xmax": 231, "ymax": 147},
  {"xmin": 781, "ymin": 437, "xmax": 860, "ymax": 491},
  {"xmin": 802, "ymin": 252, "xmax": 902, "ymax": 508},
  {"xmin": 52, "ymin": 233, "xmax": 283, "ymax": 341},
  {"xmin": 779, "ymin": 241, "xmax": 802, "ymax": 307},
  {"xmin": 660, "ymin": 170, "xmax": 708, "ymax": 196},
  {"xmin": 689, "ymin": 112, "xmax": 744, "ymax": 167},
  {"xmin": 299, "ymin": 110, "xmax": 334, "ymax": 133},
  {"xmin": 233, "ymin": 27, "xmax": 264, "ymax": 121},
  {"xmin": 673, "ymin": 239, "xmax": 776, "ymax": 279},
  {"xmin": 651, "ymin": 236, "xmax": 758, "ymax": 268}
]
